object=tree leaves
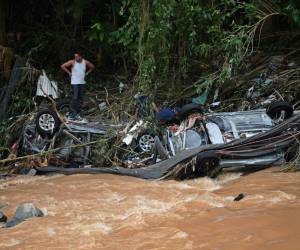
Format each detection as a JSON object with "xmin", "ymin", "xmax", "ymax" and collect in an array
[{"xmin": 86, "ymin": 0, "xmax": 300, "ymax": 92}]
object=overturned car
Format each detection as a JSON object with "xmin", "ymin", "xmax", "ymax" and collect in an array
[
  {"xmin": 154, "ymin": 101, "xmax": 295, "ymax": 169},
  {"xmin": 22, "ymin": 111, "xmax": 119, "ymax": 166}
]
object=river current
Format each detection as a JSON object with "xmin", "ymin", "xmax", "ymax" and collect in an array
[{"xmin": 0, "ymin": 168, "xmax": 300, "ymax": 249}]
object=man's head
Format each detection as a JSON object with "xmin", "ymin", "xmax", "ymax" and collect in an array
[{"xmin": 74, "ymin": 52, "xmax": 83, "ymax": 62}]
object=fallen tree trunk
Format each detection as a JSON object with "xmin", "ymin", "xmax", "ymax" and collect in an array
[
  {"xmin": 0, "ymin": 45, "xmax": 14, "ymax": 79},
  {"xmin": 0, "ymin": 56, "xmax": 25, "ymax": 121}
]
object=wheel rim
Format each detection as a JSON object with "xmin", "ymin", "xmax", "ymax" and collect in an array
[
  {"xmin": 139, "ymin": 134, "xmax": 155, "ymax": 152},
  {"xmin": 38, "ymin": 113, "xmax": 56, "ymax": 131}
]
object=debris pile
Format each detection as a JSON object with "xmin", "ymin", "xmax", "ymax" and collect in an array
[
  {"xmin": 220, "ymin": 50, "xmax": 300, "ymax": 112},
  {"xmin": 1, "ymin": 49, "xmax": 300, "ymax": 179}
]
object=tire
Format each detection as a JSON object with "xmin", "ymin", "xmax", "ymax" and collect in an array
[
  {"xmin": 35, "ymin": 109, "xmax": 61, "ymax": 137},
  {"xmin": 178, "ymin": 103, "xmax": 204, "ymax": 120},
  {"xmin": 266, "ymin": 101, "xmax": 293, "ymax": 121},
  {"xmin": 195, "ymin": 151, "xmax": 221, "ymax": 178},
  {"xmin": 137, "ymin": 130, "xmax": 157, "ymax": 152},
  {"xmin": 154, "ymin": 136, "xmax": 169, "ymax": 160}
]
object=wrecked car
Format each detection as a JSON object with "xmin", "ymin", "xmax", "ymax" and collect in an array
[
  {"xmin": 22, "ymin": 116, "xmax": 110, "ymax": 164},
  {"xmin": 159, "ymin": 100, "xmax": 293, "ymax": 155},
  {"xmin": 151, "ymin": 100, "xmax": 295, "ymax": 176},
  {"xmin": 122, "ymin": 100, "xmax": 294, "ymax": 160},
  {"xmin": 34, "ymin": 99, "xmax": 300, "ymax": 180}
]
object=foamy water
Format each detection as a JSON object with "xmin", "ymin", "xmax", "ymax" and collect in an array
[{"xmin": 0, "ymin": 169, "xmax": 300, "ymax": 249}]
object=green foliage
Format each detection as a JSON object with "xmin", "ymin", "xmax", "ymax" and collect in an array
[
  {"xmin": 92, "ymin": 0, "xmax": 259, "ymax": 92},
  {"xmin": 14, "ymin": 0, "xmax": 300, "ymax": 96},
  {"xmin": 284, "ymin": 3, "xmax": 300, "ymax": 26},
  {"xmin": 272, "ymin": 0, "xmax": 300, "ymax": 26},
  {"xmin": 7, "ymin": 95, "xmax": 34, "ymax": 116},
  {"xmin": 6, "ymin": 0, "xmax": 300, "ymax": 102}
]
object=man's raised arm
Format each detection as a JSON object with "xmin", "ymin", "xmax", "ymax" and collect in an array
[
  {"xmin": 61, "ymin": 60, "xmax": 74, "ymax": 76},
  {"xmin": 85, "ymin": 60, "xmax": 95, "ymax": 76}
]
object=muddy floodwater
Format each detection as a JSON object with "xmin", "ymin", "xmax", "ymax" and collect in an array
[{"xmin": 1, "ymin": 168, "xmax": 300, "ymax": 249}]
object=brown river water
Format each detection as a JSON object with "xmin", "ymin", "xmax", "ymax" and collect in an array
[{"xmin": 0, "ymin": 168, "xmax": 300, "ymax": 250}]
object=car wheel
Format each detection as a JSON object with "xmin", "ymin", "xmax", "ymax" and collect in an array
[
  {"xmin": 178, "ymin": 103, "xmax": 204, "ymax": 120},
  {"xmin": 195, "ymin": 151, "xmax": 221, "ymax": 178},
  {"xmin": 266, "ymin": 101, "xmax": 293, "ymax": 123},
  {"xmin": 35, "ymin": 109, "xmax": 61, "ymax": 137},
  {"xmin": 137, "ymin": 131, "xmax": 156, "ymax": 152}
]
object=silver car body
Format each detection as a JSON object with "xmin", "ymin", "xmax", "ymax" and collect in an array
[{"xmin": 167, "ymin": 109, "xmax": 285, "ymax": 168}]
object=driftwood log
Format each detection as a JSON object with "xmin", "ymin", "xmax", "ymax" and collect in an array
[{"xmin": 0, "ymin": 56, "xmax": 25, "ymax": 121}]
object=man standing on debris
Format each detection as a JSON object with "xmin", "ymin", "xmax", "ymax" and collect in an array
[{"xmin": 61, "ymin": 52, "xmax": 95, "ymax": 122}]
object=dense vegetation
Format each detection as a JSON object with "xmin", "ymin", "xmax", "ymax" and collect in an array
[{"xmin": 0, "ymin": 0, "xmax": 300, "ymax": 147}]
